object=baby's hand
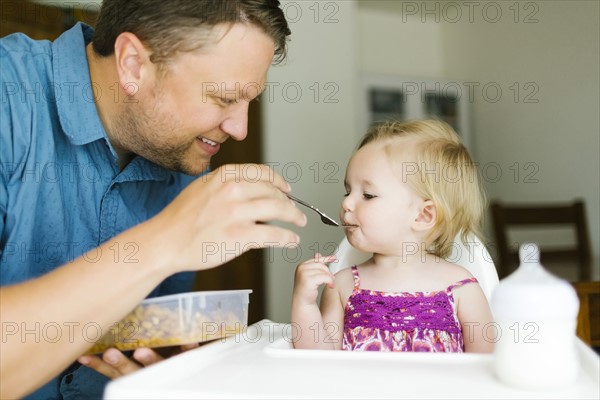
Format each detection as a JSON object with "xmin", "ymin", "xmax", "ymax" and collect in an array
[{"xmin": 292, "ymin": 253, "xmax": 337, "ymax": 307}]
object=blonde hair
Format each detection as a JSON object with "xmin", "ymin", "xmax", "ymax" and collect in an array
[{"xmin": 358, "ymin": 120, "xmax": 486, "ymax": 258}]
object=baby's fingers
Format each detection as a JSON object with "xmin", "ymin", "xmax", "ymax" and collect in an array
[{"xmin": 313, "ymin": 254, "xmax": 337, "ymax": 265}]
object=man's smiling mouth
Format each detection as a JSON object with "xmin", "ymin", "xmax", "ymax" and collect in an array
[{"xmin": 199, "ymin": 136, "xmax": 218, "ymax": 146}]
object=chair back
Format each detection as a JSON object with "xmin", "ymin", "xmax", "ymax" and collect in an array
[
  {"xmin": 489, "ymin": 199, "xmax": 592, "ymax": 281},
  {"xmin": 330, "ymin": 234, "xmax": 499, "ymax": 302}
]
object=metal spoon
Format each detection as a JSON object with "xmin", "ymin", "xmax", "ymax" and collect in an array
[{"xmin": 286, "ymin": 193, "xmax": 339, "ymax": 227}]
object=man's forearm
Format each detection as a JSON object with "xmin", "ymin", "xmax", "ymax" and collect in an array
[{"xmin": 0, "ymin": 221, "xmax": 173, "ymax": 399}]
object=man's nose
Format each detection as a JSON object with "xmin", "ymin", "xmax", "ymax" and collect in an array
[{"xmin": 220, "ymin": 102, "xmax": 249, "ymax": 141}]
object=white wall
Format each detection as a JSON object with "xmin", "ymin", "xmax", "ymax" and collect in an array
[
  {"xmin": 262, "ymin": 1, "xmax": 358, "ymax": 322},
  {"xmin": 357, "ymin": 8, "xmax": 445, "ymax": 78}
]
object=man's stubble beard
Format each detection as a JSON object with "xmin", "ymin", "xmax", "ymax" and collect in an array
[{"xmin": 110, "ymin": 98, "xmax": 202, "ymax": 176}]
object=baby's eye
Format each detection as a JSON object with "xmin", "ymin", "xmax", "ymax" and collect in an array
[
  {"xmin": 343, "ymin": 192, "xmax": 350, "ymax": 197},
  {"xmin": 363, "ymin": 193, "xmax": 376, "ymax": 200}
]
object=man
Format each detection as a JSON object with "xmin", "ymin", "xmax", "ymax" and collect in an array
[{"xmin": 0, "ymin": 1, "xmax": 302, "ymax": 398}]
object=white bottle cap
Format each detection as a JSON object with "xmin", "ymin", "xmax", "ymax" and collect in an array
[{"xmin": 491, "ymin": 243, "xmax": 579, "ymax": 321}]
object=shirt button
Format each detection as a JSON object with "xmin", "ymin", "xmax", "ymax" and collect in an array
[{"xmin": 65, "ymin": 374, "xmax": 73, "ymax": 384}]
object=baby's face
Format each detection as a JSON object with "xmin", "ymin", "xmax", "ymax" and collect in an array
[{"xmin": 341, "ymin": 139, "xmax": 425, "ymax": 256}]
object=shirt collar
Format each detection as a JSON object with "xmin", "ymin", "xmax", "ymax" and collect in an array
[{"xmin": 53, "ymin": 23, "xmax": 107, "ymax": 146}]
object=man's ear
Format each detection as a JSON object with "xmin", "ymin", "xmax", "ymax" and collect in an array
[
  {"xmin": 113, "ymin": 32, "xmax": 152, "ymax": 96},
  {"xmin": 413, "ymin": 199, "xmax": 437, "ymax": 231}
]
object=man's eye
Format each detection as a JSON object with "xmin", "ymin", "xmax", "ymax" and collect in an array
[{"xmin": 220, "ymin": 98, "xmax": 237, "ymax": 106}]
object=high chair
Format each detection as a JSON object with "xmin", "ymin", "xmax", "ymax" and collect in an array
[{"xmin": 329, "ymin": 234, "xmax": 499, "ymax": 302}]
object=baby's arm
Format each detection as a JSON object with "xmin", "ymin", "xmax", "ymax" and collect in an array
[
  {"xmin": 291, "ymin": 253, "xmax": 341, "ymax": 349},
  {"xmin": 318, "ymin": 282, "xmax": 346, "ymax": 349},
  {"xmin": 456, "ymin": 283, "xmax": 495, "ymax": 353}
]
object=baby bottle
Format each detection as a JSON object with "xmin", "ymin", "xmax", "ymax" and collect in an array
[{"xmin": 491, "ymin": 243, "xmax": 580, "ymax": 390}]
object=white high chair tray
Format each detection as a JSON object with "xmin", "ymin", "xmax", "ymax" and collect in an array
[{"xmin": 104, "ymin": 320, "xmax": 600, "ymax": 399}]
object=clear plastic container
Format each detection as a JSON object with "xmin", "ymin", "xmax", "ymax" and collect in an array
[{"xmin": 86, "ymin": 290, "xmax": 251, "ymax": 354}]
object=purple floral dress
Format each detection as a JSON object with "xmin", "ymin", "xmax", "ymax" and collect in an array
[{"xmin": 342, "ymin": 265, "xmax": 477, "ymax": 352}]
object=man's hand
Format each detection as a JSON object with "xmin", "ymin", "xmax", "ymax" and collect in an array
[
  {"xmin": 77, "ymin": 344, "xmax": 199, "ymax": 379},
  {"xmin": 148, "ymin": 164, "xmax": 307, "ymax": 274}
]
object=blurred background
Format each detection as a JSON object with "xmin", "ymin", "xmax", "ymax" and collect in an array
[{"xmin": 2, "ymin": 0, "xmax": 599, "ymax": 324}]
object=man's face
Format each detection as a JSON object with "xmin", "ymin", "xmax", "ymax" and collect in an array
[{"xmin": 112, "ymin": 23, "xmax": 275, "ymax": 175}]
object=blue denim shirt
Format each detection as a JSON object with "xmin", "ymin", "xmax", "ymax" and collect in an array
[{"xmin": 1, "ymin": 23, "xmax": 199, "ymax": 399}]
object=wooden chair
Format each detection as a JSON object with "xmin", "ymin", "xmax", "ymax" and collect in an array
[
  {"xmin": 572, "ymin": 281, "xmax": 600, "ymax": 348},
  {"xmin": 489, "ymin": 199, "xmax": 592, "ymax": 281}
]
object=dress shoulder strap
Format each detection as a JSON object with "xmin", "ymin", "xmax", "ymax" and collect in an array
[
  {"xmin": 447, "ymin": 277, "xmax": 478, "ymax": 292},
  {"xmin": 351, "ymin": 265, "xmax": 360, "ymax": 290}
]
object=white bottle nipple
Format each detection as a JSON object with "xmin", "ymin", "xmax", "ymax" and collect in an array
[{"xmin": 519, "ymin": 242, "xmax": 540, "ymax": 265}]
